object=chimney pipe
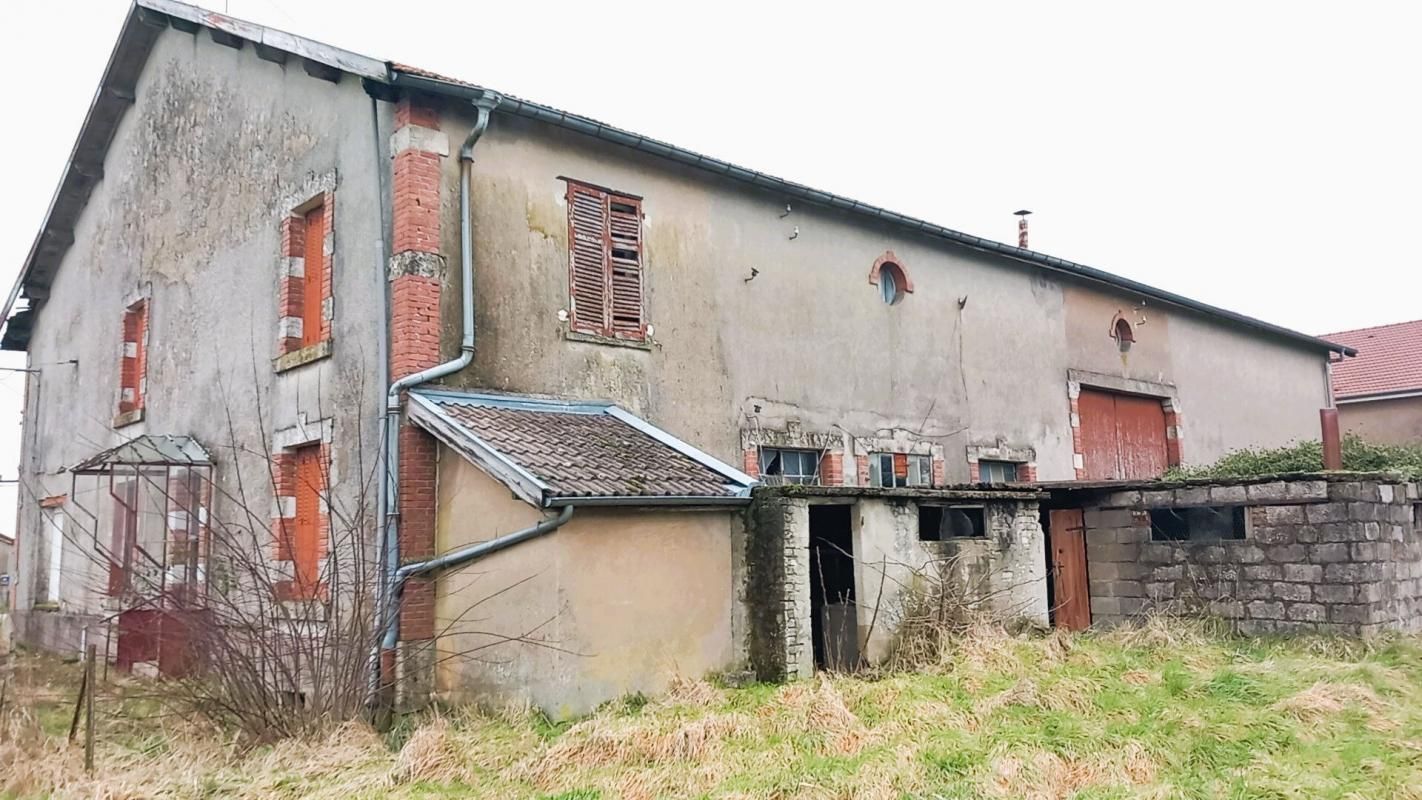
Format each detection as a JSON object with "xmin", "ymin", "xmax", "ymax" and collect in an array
[
  {"xmin": 1014, "ymin": 209, "xmax": 1032, "ymax": 249},
  {"xmin": 1320, "ymin": 408, "xmax": 1342, "ymax": 470}
]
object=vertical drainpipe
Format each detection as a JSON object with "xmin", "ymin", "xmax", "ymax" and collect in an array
[
  {"xmin": 369, "ymin": 90, "xmax": 392, "ymax": 699},
  {"xmin": 374, "ymin": 91, "xmax": 501, "ymax": 698}
]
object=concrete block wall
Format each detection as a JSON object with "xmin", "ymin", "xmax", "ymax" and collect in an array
[{"xmin": 1083, "ymin": 477, "xmax": 1422, "ymax": 635}]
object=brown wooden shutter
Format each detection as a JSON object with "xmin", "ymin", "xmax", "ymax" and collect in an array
[
  {"xmin": 567, "ymin": 183, "xmax": 610, "ymax": 334},
  {"xmin": 607, "ymin": 197, "xmax": 644, "ymax": 337}
]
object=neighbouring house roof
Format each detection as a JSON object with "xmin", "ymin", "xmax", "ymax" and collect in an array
[
  {"xmin": 0, "ymin": 0, "xmax": 1356, "ymax": 359},
  {"xmin": 407, "ymin": 389, "xmax": 756, "ymax": 507},
  {"xmin": 1322, "ymin": 319, "xmax": 1422, "ymax": 401},
  {"xmin": 70, "ymin": 434, "xmax": 211, "ymax": 473}
]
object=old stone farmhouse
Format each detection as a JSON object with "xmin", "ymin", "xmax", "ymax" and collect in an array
[{"xmin": 3, "ymin": 0, "xmax": 1374, "ymax": 714}]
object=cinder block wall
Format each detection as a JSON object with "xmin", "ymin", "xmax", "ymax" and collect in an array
[{"xmin": 1082, "ymin": 477, "xmax": 1422, "ymax": 635}]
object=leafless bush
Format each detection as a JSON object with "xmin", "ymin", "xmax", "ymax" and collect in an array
[
  {"xmin": 875, "ymin": 551, "xmax": 1043, "ymax": 672},
  {"xmin": 13, "ymin": 359, "xmax": 566, "ymax": 743}
]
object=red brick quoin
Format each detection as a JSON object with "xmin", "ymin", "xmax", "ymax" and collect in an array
[{"xmin": 390, "ymin": 94, "xmax": 447, "ymax": 646}]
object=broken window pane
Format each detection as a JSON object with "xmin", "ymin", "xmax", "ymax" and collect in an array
[{"xmin": 759, "ymin": 447, "xmax": 821, "ymax": 485}]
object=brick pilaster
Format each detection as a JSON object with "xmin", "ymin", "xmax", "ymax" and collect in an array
[
  {"xmin": 855, "ymin": 454, "xmax": 870, "ymax": 487},
  {"xmin": 389, "ymin": 94, "xmax": 449, "ymax": 657},
  {"xmin": 1163, "ymin": 399, "xmax": 1184, "ymax": 467},
  {"xmin": 819, "ymin": 452, "xmax": 843, "ymax": 486},
  {"xmin": 743, "ymin": 448, "xmax": 760, "ymax": 479},
  {"xmin": 1068, "ymin": 381, "xmax": 1085, "ymax": 479}
]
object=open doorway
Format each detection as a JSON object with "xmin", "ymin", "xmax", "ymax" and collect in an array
[{"xmin": 809, "ymin": 505, "xmax": 856, "ymax": 670}]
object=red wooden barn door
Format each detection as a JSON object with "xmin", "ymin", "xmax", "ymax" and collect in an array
[
  {"xmin": 1049, "ymin": 508, "xmax": 1091, "ymax": 630},
  {"xmin": 1078, "ymin": 389, "xmax": 1168, "ymax": 480}
]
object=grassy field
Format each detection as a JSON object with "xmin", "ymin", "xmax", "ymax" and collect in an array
[{"xmin": 5, "ymin": 618, "xmax": 1422, "ymax": 799}]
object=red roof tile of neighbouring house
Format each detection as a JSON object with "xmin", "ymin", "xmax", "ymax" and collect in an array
[
  {"xmin": 406, "ymin": 389, "xmax": 756, "ymax": 507},
  {"xmin": 1322, "ymin": 319, "xmax": 1422, "ymax": 400}
]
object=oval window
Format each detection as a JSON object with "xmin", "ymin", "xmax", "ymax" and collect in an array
[
  {"xmin": 880, "ymin": 269, "xmax": 898, "ymax": 304},
  {"xmin": 878, "ymin": 262, "xmax": 907, "ymax": 305}
]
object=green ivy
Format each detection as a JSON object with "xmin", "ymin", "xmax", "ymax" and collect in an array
[{"xmin": 1166, "ymin": 435, "xmax": 1422, "ymax": 480}]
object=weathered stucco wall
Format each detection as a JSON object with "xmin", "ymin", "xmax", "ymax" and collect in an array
[
  {"xmin": 433, "ymin": 448, "xmax": 743, "ymax": 717},
  {"xmin": 853, "ymin": 498, "xmax": 1048, "ymax": 663},
  {"xmin": 14, "ymin": 26, "xmax": 390, "ymax": 646},
  {"xmin": 746, "ymin": 491, "xmax": 1046, "ymax": 679},
  {"xmin": 1080, "ymin": 477, "xmax": 1422, "ymax": 634},
  {"xmin": 421, "ymin": 104, "xmax": 1330, "ymax": 485},
  {"xmin": 1339, "ymin": 397, "xmax": 1422, "ymax": 445}
]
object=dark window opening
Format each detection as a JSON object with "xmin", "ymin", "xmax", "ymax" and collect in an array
[
  {"xmin": 759, "ymin": 447, "xmax": 821, "ymax": 485},
  {"xmin": 1413, "ymin": 503, "xmax": 1421, "ymax": 533},
  {"xmin": 1113, "ymin": 317, "xmax": 1135, "ymax": 353},
  {"xmin": 978, "ymin": 460, "xmax": 1019, "ymax": 484},
  {"xmin": 1149, "ymin": 506, "xmax": 1246, "ymax": 541},
  {"xmin": 809, "ymin": 505, "xmax": 857, "ymax": 671},
  {"xmin": 869, "ymin": 452, "xmax": 932, "ymax": 487},
  {"xmin": 919, "ymin": 504, "xmax": 986, "ymax": 541}
]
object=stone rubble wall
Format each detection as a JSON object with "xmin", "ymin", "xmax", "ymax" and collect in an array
[{"xmin": 1084, "ymin": 478, "xmax": 1422, "ymax": 635}]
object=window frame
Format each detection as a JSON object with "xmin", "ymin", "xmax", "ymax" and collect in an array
[
  {"xmin": 977, "ymin": 459, "xmax": 1020, "ymax": 484},
  {"xmin": 759, "ymin": 447, "xmax": 822, "ymax": 486},
  {"xmin": 869, "ymin": 452, "xmax": 932, "ymax": 488},
  {"xmin": 919, "ymin": 503, "xmax": 987, "ymax": 541},
  {"xmin": 1149, "ymin": 505, "xmax": 1248, "ymax": 542},
  {"xmin": 565, "ymin": 179, "xmax": 647, "ymax": 341}
]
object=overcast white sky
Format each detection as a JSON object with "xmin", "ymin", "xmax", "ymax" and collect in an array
[{"xmin": 1, "ymin": 0, "xmax": 1419, "ymax": 534}]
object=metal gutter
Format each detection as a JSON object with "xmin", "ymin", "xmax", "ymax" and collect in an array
[
  {"xmin": 1335, "ymin": 389, "xmax": 1422, "ymax": 404},
  {"xmin": 544, "ymin": 494, "xmax": 753, "ymax": 508}
]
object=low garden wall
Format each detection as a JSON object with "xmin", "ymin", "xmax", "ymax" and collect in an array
[{"xmin": 1072, "ymin": 475, "xmax": 1422, "ymax": 635}]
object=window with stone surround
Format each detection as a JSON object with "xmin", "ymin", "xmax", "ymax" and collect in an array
[
  {"xmin": 115, "ymin": 299, "xmax": 148, "ymax": 427},
  {"xmin": 978, "ymin": 460, "xmax": 1019, "ymax": 484},
  {"xmin": 869, "ymin": 452, "xmax": 932, "ymax": 488},
  {"xmin": 759, "ymin": 447, "xmax": 821, "ymax": 486},
  {"xmin": 1149, "ymin": 506, "xmax": 1247, "ymax": 542},
  {"xmin": 276, "ymin": 185, "xmax": 335, "ymax": 370}
]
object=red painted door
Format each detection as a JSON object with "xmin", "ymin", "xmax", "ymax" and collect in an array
[
  {"xmin": 1049, "ymin": 509, "xmax": 1091, "ymax": 630},
  {"xmin": 1078, "ymin": 389, "xmax": 1168, "ymax": 480},
  {"xmin": 1115, "ymin": 394, "xmax": 1169, "ymax": 479}
]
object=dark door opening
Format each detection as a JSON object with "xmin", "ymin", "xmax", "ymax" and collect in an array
[{"xmin": 809, "ymin": 505, "xmax": 857, "ymax": 671}]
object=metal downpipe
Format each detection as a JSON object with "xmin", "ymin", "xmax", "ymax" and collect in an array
[{"xmin": 374, "ymin": 92, "xmax": 499, "ymax": 692}]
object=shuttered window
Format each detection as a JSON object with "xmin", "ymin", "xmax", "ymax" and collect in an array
[{"xmin": 565, "ymin": 180, "xmax": 645, "ymax": 339}]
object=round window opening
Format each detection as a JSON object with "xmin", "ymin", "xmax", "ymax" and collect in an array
[{"xmin": 879, "ymin": 263, "xmax": 907, "ymax": 305}]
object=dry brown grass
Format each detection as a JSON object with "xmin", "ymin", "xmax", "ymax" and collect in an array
[
  {"xmin": 1275, "ymin": 680, "xmax": 1396, "ymax": 731},
  {"xmin": 7, "ymin": 620, "xmax": 1422, "ymax": 799},
  {"xmin": 988, "ymin": 742, "xmax": 1161, "ymax": 800}
]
